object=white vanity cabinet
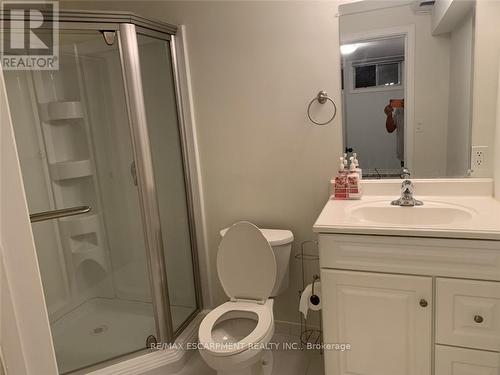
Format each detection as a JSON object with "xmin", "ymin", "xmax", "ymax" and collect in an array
[
  {"xmin": 319, "ymin": 234, "xmax": 500, "ymax": 375},
  {"xmin": 321, "ymin": 269, "xmax": 432, "ymax": 375}
]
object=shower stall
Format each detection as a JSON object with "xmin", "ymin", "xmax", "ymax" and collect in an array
[{"xmin": 2, "ymin": 11, "xmax": 201, "ymax": 374}]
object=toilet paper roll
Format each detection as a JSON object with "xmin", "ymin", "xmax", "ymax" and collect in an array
[{"xmin": 299, "ymin": 282, "xmax": 322, "ymax": 319}]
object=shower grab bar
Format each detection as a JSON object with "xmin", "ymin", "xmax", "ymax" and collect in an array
[{"xmin": 29, "ymin": 205, "xmax": 91, "ymax": 223}]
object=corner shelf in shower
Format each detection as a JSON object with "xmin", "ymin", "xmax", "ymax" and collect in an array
[
  {"xmin": 40, "ymin": 101, "xmax": 84, "ymax": 122},
  {"xmin": 59, "ymin": 214, "xmax": 108, "ymax": 272},
  {"xmin": 72, "ymin": 247, "xmax": 108, "ymax": 272},
  {"xmin": 50, "ymin": 159, "xmax": 93, "ymax": 180},
  {"xmin": 59, "ymin": 213, "xmax": 99, "ymax": 236}
]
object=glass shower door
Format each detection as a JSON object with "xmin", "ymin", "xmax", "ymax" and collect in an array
[
  {"xmin": 4, "ymin": 30, "xmax": 157, "ymax": 373},
  {"xmin": 137, "ymin": 33, "xmax": 199, "ymax": 332}
]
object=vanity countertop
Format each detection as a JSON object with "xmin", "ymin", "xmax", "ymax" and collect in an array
[{"xmin": 313, "ymin": 178, "xmax": 500, "ymax": 240}]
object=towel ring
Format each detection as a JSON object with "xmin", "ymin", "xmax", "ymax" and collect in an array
[{"xmin": 307, "ymin": 90, "xmax": 337, "ymax": 126}]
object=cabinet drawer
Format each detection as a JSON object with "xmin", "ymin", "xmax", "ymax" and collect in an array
[
  {"xmin": 435, "ymin": 345, "xmax": 499, "ymax": 374},
  {"xmin": 436, "ymin": 278, "xmax": 500, "ymax": 351},
  {"xmin": 319, "ymin": 234, "xmax": 500, "ymax": 281}
]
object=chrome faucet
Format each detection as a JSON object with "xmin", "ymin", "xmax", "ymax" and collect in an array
[
  {"xmin": 391, "ymin": 168, "xmax": 423, "ymax": 207},
  {"xmin": 400, "ymin": 167, "xmax": 411, "ymax": 179}
]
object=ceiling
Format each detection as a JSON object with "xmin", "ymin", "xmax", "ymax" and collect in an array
[{"xmin": 343, "ymin": 37, "xmax": 405, "ymax": 62}]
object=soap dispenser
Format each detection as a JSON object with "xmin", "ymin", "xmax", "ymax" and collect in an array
[
  {"xmin": 348, "ymin": 161, "xmax": 362, "ymax": 200},
  {"xmin": 333, "ymin": 157, "xmax": 348, "ymax": 200},
  {"xmin": 352, "ymin": 153, "xmax": 362, "ymax": 180}
]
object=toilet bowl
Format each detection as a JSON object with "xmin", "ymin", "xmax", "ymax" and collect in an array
[{"xmin": 198, "ymin": 221, "xmax": 293, "ymax": 375}]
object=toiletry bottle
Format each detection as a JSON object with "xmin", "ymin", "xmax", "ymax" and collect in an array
[
  {"xmin": 329, "ymin": 157, "xmax": 342, "ymax": 198},
  {"xmin": 353, "ymin": 153, "xmax": 362, "ymax": 179},
  {"xmin": 349, "ymin": 157, "xmax": 360, "ymax": 179},
  {"xmin": 330, "ymin": 157, "xmax": 342, "ymax": 199},
  {"xmin": 347, "ymin": 162, "xmax": 362, "ymax": 199},
  {"xmin": 329, "ymin": 177, "xmax": 335, "ymax": 199},
  {"xmin": 334, "ymin": 157, "xmax": 348, "ymax": 200}
]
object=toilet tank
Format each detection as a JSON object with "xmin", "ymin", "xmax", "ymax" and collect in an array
[{"xmin": 219, "ymin": 227, "xmax": 294, "ymax": 297}]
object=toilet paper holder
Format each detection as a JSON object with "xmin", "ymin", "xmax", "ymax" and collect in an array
[
  {"xmin": 310, "ymin": 275, "xmax": 321, "ymax": 306},
  {"xmin": 296, "ymin": 240, "xmax": 323, "ymax": 350},
  {"xmin": 298, "ymin": 274, "xmax": 323, "ymax": 350}
]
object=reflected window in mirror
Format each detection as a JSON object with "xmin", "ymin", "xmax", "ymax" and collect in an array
[{"xmin": 353, "ymin": 60, "xmax": 402, "ymax": 89}]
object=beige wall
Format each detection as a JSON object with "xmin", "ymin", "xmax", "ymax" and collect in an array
[
  {"xmin": 471, "ymin": 0, "xmax": 500, "ymax": 178},
  {"xmin": 61, "ymin": 1, "xmax": 343, "ymax": 324},
  {"xmin": 446, "ymin": 11, "xmax": 474, "ymax": 177},
  {"xmin": 495, "ymin": 65, "xmax": 500, "ymax": 199}
]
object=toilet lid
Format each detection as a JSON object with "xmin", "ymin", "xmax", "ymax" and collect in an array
[{"xmin": 217, "ymin": 221, "xmax": 277, "ymax": 301}]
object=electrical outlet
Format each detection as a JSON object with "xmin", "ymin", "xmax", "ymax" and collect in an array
[
  {"xmin": 415, "ymin": 119, "xmax": 424, "ymax": 133},
  {"xmin": 471, "ymin": 146, "xmax": 488, "ymax": 171}
]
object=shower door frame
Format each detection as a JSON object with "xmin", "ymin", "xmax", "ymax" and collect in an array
[
  {"xmin": 2, "ymin": 9, "xmax": 203, "ymax": 348},
  {"xmin": 118, "ymin": 22, "xmax": 203, "ymax": 341}
]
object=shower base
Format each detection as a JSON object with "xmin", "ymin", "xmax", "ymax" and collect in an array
[{"xmin": 51, "ymin": 298, "xmax": 194, "ymax": 374}]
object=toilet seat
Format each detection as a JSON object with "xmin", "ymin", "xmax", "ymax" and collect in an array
[
  {"xmin": 198, "ymin": 300, "xmax": 273, "ymax": 357},
  {"xmin": 198, "ymin": 222, "xmax": 276, "ymax": 364}
]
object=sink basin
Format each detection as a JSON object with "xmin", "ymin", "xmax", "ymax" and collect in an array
[
  {"xmin": 349, "ymin": 201, "xmax": 475, "ymax": 226},
  {"xmin": 313, "ymin": 179, "xmax": 500, "ymax": 239}
]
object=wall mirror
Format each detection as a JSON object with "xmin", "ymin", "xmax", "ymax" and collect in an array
[{"xmin": 339, "ymin": 0, "xmax": 477, "ymax": 179}]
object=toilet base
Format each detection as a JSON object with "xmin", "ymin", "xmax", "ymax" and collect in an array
[{"xmin": 216, "ymin": 350, "xmax": 274, "ymax": 375}]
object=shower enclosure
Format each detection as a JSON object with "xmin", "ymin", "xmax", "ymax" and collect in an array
[{"xmin": 2, "ymin": 11, "xmax": 201, "ymax": 374}]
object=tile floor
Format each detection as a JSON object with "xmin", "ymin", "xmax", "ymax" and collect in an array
[
  {"xmin": 51, "ymin": 300, "xmax": 324, "ymax": 375},
  {"xmin": 174, "ymin": 333, "xmax": 325, "ymax": 375}
]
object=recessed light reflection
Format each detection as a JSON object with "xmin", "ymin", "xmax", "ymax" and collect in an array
[{"xmin": 340, "ymin": 43, "xmax": 359, "ymax": 55}]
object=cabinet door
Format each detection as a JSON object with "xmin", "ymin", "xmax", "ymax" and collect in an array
[
  {"xmin": 435, "ymin": 345, "xmax": 499, "ymax": 374},
  {"xmin": 321, "ymin": 269, "xmax": 432, "ymax": 375}
]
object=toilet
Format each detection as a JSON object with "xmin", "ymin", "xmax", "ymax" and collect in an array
[{"xmin": 198, "ymin": 221, "xmax": 294, "ymax": 375}]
